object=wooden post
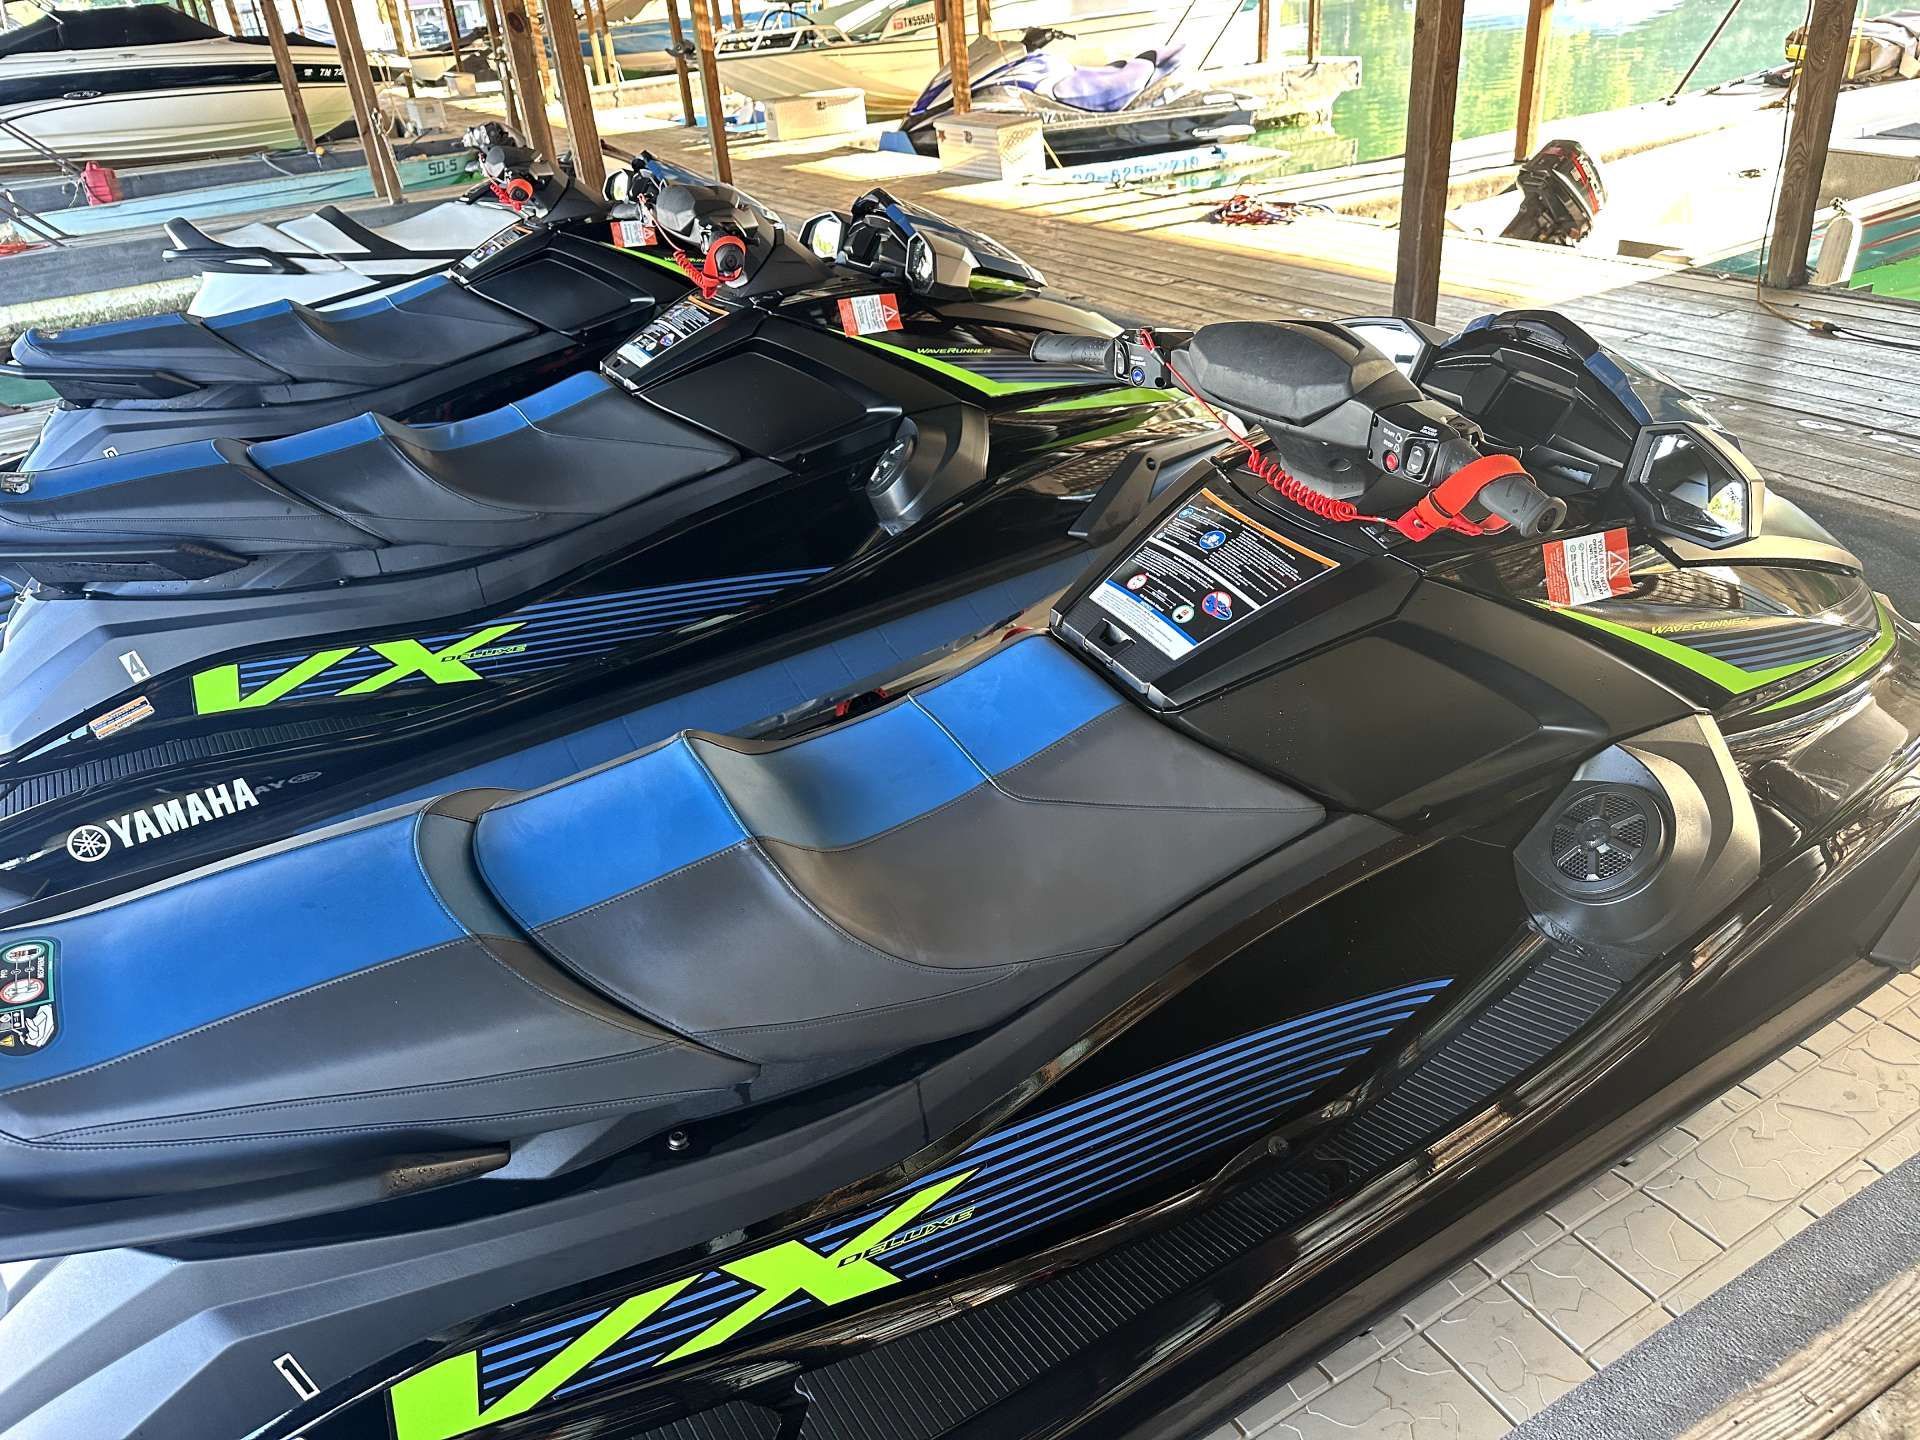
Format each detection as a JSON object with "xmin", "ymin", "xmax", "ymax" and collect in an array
[
  {"xmin": 1305, "ymin": 0, "xmax": 1320, "ymax": 60},
  {"xmin": 441, "ymin": 0, "xmax": 463, "ymax": 69},
  {"xmin": 288, "ymin": 0, "xmax": 303, "ymax": 28},
  {"xmin": 1392, "ymin": 0, "xmax": 1464, "ymax": 322},
  {"xmin": 729, "ymin": 0, "xmax": 742, "ymax": 26},
  {"xmin": 976, "ymin": 0, "xmax": 989, "ymax": 34},
  {"xmin": 944, "ymin": 0, "xmax": 969, "ymax": 111},
  {"xmin": 322, "ymin": 0, "xmax": 405, "ymax": 199},
  {"xmin": 1255, "ymin": 0, "xmax": 1268, "ymax": 63},
  {"xmin": 479, "ymin": 0, "xmax": 517, "ymax": 120},
  {"xmin": 665, "ymin": 0, "xmax": 696, "ymax": 126},
  {"xmin": 497, "ymin": 0, "xmax": 556, "ymax": 158},
  {"xmin": 1512, "ymin": 0, "xmax": 1552, "ymax": 162},
  {"xmin": 223, "ymin": 0, "xmax": 244, "ymax": 32},
  {"xmin": 595, "ymin": 0, "xmax": 623, "ymax": 92},
  {"xmin": 262, "ymin": 0, "xmax": 317, "ymax": 151},
  {"xmin": 686, "ymin": 0, "xmax": 731, "ymax": 182},
  {"xmin": 528, "ymin": 0, "xmax": 555, "ymax": 97},
  {"xmin": 539, "ymin": 0, "xmax": 604, "ymax": 188},
  {"xmin": 1764, "ymin": 0, "xmax": 1857, "ymax": 289}
]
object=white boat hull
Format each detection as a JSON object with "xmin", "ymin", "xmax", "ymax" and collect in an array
[{"xmin": 0, "ymin": 38, "xmax": 361, "ymax": 166}]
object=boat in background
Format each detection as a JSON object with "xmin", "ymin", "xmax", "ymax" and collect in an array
[
  {"xmin": 714, "ymin": 0, "xmax": 1254, "ymax": 116},
  {"xmin": 0, "ymin": 4, "xmax": 363, "ymax": 167},
  {"xmin": 894, "ymin": 30, "xmax": 1256, "ymax": 164},
  {"xmin": 591, "ymin": 0, "xmax": 791, "ymax": 77}
]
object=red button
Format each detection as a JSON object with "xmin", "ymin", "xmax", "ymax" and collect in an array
[{"xmin": 1383, "ymin": 450, "xmax": 1399, "ymax": 471}]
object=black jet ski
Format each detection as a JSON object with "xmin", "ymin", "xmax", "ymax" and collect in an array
[
  {"xmin": 3, "ymin": 165, "xmax": 684, "ymax": 472},
  {"xmin": 4, "ymin": 308, "xmax": 1919, "ymax": 1440},
  {"xmin": 894, "ymin": 32, "xmax": 1258, "ymax": 165},
  {"xmin": 0, "ymin": 176, "xmax": 1207, "ymax": 912},
  {"xmin": 167, "ymin": 124, "xmax": 610, "ymax": 319}
]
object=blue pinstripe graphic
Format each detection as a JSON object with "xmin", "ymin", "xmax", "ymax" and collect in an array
[
  {"xmin": 231, "ymin": 569, "xmax": 831, "ymax": 702},
  {"xmin": 474, "ymin": 980, "xmax": 1449, "ymax": 1397}
]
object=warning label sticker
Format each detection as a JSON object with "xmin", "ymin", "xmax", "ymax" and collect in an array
[
  {"xmin": 612, "ymin": 218, "xmax": 657, "ymax": 248},
  {"xmin": 837, "ymin": 293, "xmax": 904, "ymax": 336},
  {"xmin": 1543, "ymin": 528, "xmax": 1633, "ymax": 607},
  {"xmin": 1092, "ymin": 488, "xmax": 1338, "ymax": 659},
  {"xmin": 614, "ymin": 297, "xmax": 721, "ymax": 370}
]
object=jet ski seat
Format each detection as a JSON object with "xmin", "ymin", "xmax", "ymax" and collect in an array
[
  {"xmin": 9, "ymin": 276, "xmax": 537, "ymax": 402},
  {"xmin": 0, "ymin": 372, "xmax": 739, "ymax": 562},
  {"xmin": 0, "ymin": 638, "xmax": 1323, "ymax": 1201}
]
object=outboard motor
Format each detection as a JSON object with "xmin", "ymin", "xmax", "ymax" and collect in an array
[{"xmin": 1501, "ymin": 138, "xmax": 1606, "ymax": 247}]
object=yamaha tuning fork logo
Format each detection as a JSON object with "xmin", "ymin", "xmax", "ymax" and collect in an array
[{"xmin": 66, "ymin": 779, "xmax": 261, "ymax": 863}]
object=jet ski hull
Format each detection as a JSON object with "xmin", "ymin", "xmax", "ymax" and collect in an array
[{"xmin": 7, "ymin": 307, "xmax": 1913, "ymax": 1440}]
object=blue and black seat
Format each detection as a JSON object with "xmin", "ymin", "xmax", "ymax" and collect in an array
[
  {"xmin": 0, "ymin": 637, "xmax": 1324, "ymax": 1201},
  {"xmin": 8, "ymin": 277, "xmax": 537, "ymax": 403},
  {"xmin": 0, "ymin": 371, "xmax": 739, "ymax": 566}
]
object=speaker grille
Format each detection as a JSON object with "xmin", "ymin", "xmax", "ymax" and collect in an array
[{"xmin": 1548, "ymin": 787, "xmax": 1660, "ymax": 890}]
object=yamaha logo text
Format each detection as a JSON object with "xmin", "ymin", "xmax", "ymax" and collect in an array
[{"xmin": 66, "ymin": 779, "xmax": 261, "ymax": 863}]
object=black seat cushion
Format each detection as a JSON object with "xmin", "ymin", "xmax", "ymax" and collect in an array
[
  {"xmin": 9, "ymin": 276, "xmax": 538, "ymax": 400},
  {"xmin": 250, "ymin": 371, "xmax": 738, "ymax": 548},
  {"xmin": 474, "ymin": 637, "xmax": 1324, "ymax": 1065},
  {"xmin": 201, "ymin": 274, "xmax": 538, "ymax": 385},
  {"xmin": 0, "ymin": 372, "xmax": 737, "ymax": 558},
  {"xmin": 0, "ymin": 796, "xmax": 752, "ymax": 1201}
]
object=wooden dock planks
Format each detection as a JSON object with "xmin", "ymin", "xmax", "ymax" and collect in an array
[{"xmin": 630, "ymin": 127, "xmax": 1920, "ymax": 520}]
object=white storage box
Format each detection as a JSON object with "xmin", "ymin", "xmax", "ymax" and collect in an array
[
  {"xmin": 933, "ymin": 110, "xmax": 1043, "ymax": 179},
  {"xmin": 764, "ymin": 89, "xmax": 867, "ymax": 142}
]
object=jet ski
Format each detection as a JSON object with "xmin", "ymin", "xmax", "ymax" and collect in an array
[
  {"xmin": 3, "ymin": 172, "xmax": 684, "ymax": 473},
  {"xmin": 4, "ymin": 308, "xmax": 1919, "ymax": 1440},
  {"xmin": 0, "ymin": 174, "xmax": 1205, "ymax": 913},
  {"xmin": 895, "ymin": 31, "xmax": 1259, "ymax": 165},
  {"xmin": 170, "ymin": 125, "xmax": 607, "ymax": 319}
]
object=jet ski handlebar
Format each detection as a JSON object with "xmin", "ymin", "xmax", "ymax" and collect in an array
[{"xmin": 1029, "ymin": 322, "xmax": 1567, "ymax": 541}]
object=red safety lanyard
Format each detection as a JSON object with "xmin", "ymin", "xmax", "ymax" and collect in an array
[
  {"xmin": 1145, "ymin": 330, "xmax": 1523, "ymax": 543},
  {"xmin": 672, "ymin": 235, "xmax": 748, "ymax": 299}
]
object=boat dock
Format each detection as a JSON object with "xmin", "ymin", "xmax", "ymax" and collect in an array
[{"xmin": 624, "ymin": 118, "xmax": 1920, "ymax": 607}]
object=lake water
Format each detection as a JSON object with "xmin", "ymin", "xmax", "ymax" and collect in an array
[{"xmin": 1264, "ymin": 0, "xmax": 1813, "ymax": 165}]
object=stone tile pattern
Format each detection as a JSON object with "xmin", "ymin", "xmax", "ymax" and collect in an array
[{"xmin": 1225, "ymin": 971, "xmax": 1920, "ymax": 1439}]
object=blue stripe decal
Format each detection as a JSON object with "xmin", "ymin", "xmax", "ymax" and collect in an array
[
  {"xmin": 0, "ymin": 813, "xmax": 464, "ymax": 1089},
  {"xmin": 326, "ymin": 274, "xmax": 450, "ymax": 321},
  {"xmin": 515, "ymin": 370, "xmax": 612, "ymax": 422},
  {"xmin": 251, "ymin": 410, "xmax": 386, "ymax": 468},
  {"xmin": 473, "ymin": 636, "xmax": 1097, "ymax": 929},
  {"xmin": 916, "ymin": 635, "xmax": 1120, "ymax": 774},
  {"xmin": 33, "ymin": 312, "xmax": 189, "ymax": 342},
  {"xmin": 203, "ymin": 298, "xmax": 296, "ymax": 332},
  {"xmin": 328, "ymin": 554, "xmax": 1089, "ymax": 828},
  {"xmin": 476, "ymin": 738, "xmax": 747, "ymax": 932},
  {"xmin": 474, "ymin": 979, "xmax": 1450, "ymax": 1399},
  {"xmin": 21, "ymin": 438, "xmax": 231, "ymax": 500}
]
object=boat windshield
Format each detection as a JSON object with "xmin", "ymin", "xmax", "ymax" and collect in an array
[{"xmin": 0, "ymin": 3, "xmax": 221, "ymax": 55}]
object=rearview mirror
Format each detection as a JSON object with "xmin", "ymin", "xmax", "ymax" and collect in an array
[
  {"xmin": 603, "ymin": 168, "xmax": 635, "ymax": 205},
  {"xmin": 800, "ymin": 211, "xmax": 844, "ymax": 259}
]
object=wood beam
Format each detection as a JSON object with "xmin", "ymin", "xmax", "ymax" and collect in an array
[
  {"xmin": 1512, "ymin": 0, "xmax": 1552, "ymax": 163},
  {"xmin": 1305, "ymin": 0, "xmax": 1320, "ymax": 60},
  {"xmin": 223, "ymin": 0, "xmax": 244, "ymax": 32},
  {"xmin": 944, "ymin": 0, "xmax": 969, "ymax": 112},
  {"xmin": 527, "ymin": 0, "xmax": 555, "ymax": 100},
  {"xmin": 1392, "ymin": 0, "xmax": 1464, "ymax": 322},
  {"xmin": 539, "ymin": 0, "xmax": 604, "ymax": 188},
  {"xmin": 261, "ymin": 0, "xmax": 317, "ymax": 151},
  {"xmin": 1256, "ymin": 0, "xmax": 1268, "ymax": 63},
  {"xmin": 321, "ymin": 0, "xmax": 405, "ymax": 199},
  {"xmin": 497, "ymin": 0, "xmax": 556, "ymax": 159},
  {"xmin": 1764, "ymin": 0, "xmax": 1858, "ymax": 289},
  {"xmin": 664, "ymin": 0, "xmax": 696, "ymax": 126},
  {"xmin": 479, "ymin": 0, "xmax": 518, "ymax": 127},
  {"xmin": 976, "ymin": 0, "xmax": 989, "ymax": 34},
  {"xmin": 729, "ymin": 0, "xmax": 742, "ymax": 26},
  {"xmin": 685, "ymin": 0, "xmax": 731, "ymax": 182},
  {"xmin": 441, "ymin": 0, "xmax": 463, "ymax": 68}
]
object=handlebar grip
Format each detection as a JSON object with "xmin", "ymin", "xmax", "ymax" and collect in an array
[
  {"xmin": 1030, "ymin": 334, "xmax": 1121, "ymax": 373},
  {"xmin": 1476, "ymin": 471, "xmax": 1567, "ymax": 539}
]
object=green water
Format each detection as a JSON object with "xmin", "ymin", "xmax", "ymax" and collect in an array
[{"xmin": 1273, "ymin": 0, "xmax": 1814, "ymax": 164}]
